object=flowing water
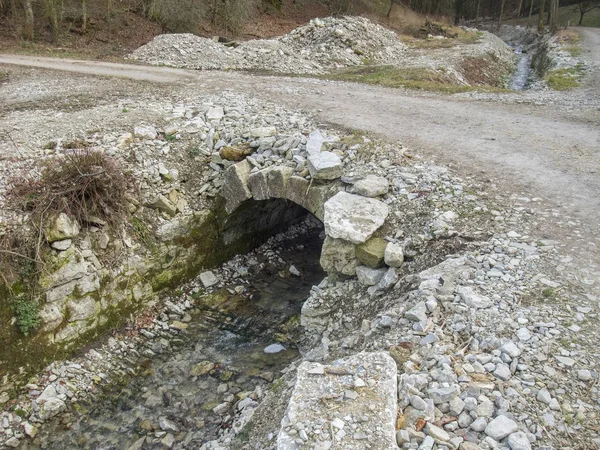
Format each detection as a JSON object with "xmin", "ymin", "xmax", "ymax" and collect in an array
[
  {"xmin": 25, "ymin": 229, "xmax": 325, "ymax": 450},
  {"xmin": 510, "ymin": 46, "xmax": 533, "ymax": 90}
]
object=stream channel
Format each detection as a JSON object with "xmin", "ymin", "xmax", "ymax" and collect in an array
[
  {"xmin": 509, "ymin": 45, "xmax": 534, "ymax": 91},
  {"xmin": 24, "ymin": 224, "xmax": 325, "ymax": 449}
]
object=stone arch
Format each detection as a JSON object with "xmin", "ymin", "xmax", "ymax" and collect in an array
[{"xmin": 221, "ymin": 160, "xmax": 395, "ymax": 282}]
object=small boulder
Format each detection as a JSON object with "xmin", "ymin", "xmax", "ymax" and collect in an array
[
  {"xmin": 348, "ymin": 175, "xmax": 389, "ymax": 197},
  {"xmin": 384, "ymin": 242, "xmax": 404, "ymax": 267},
  {"xmin": 45, "ymin": 213, "xmax": 80, "ymax": 243},
  {"xmin": 308, "ymin": 151, "xmax": 343, "ymax": 180},
  {"xmin": 356, "ymin": 237, "xmax": 387, "ymax": 268}
]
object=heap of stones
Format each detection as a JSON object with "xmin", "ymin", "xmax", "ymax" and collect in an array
[{"xmin": 130, "ymin": 16, "xmax": 407, "ymax": 75}]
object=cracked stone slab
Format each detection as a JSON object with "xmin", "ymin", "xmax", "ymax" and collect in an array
[
  {"xmin": 323, "ymin": 192, "xmax": 389, "ymax": 244},
  {"xmin": 277, "ymin": 352, "xmax": 397, "ymax": 450}
]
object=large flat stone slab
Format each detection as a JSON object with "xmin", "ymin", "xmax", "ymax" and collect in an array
[
  {"xmin": 222, "ymin": 160, "xmax": 253, "ymax": 213},
  {"xmin": 308, "ymin": 151, "xmax": 343, "ymax": 181},
  {"xmin": 277, "ymin": 352, "xmax": 398, "ymax": 450},
  {"xmin": 323, "ymin": 192, "xmax": 389, "ymax": 244}
]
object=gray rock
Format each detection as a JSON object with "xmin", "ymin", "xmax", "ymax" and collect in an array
[
  {"xmin": 577, "ymin": 369, "xmax": 592, "ymax": 381},
  {"xmin": 470, "ymin": 417, "xmax": 488, "ymax": 432},
  {"xmin": 44, "ymin": 213, "xmax": 80, "ymax": 243},
  {"xmin": 405, "ymin": 302, "xmax": 427, "ymax": 322},
  {"xmin": 206, "ymin": 106, "xmax": 224, "ymax": 121},
  {"xmin": 427, "ymin": 386, "xmax": 459, "ymax": 404},
  {"xmin": 323, "ymin": 192, "xmax": 389, "ymax": 244},
  {"xmin": 554, "ymin": 355, "xmax": 576, "ymax": 367},
  {"xmin": 308, "ymin": 151, "xmax": 343, "ymax": 180},
  {"xmin": 67, "ymin": 296, "xmax": 98, "ymax": 322},
  {"xmin": 501, "ymin": 341, "xmax": 522, "ymax": 358},
  {"xmin": 222, "ymin": 160, "xmax": 253, "ymax": 213},
  {"xmin": 493, "ymin": 364, "xmax": 512, "ymax": 381},
  {"xmin": 146, "ymin": 195, "xmax": 177, "ymax": 216},
  {"xmin": 39, "ymin": 397, "xmax": 66, "ymax": 420},
  {"xmin": 507, "ymin": 431, "xmax": 532, "ymax": 450},
  {"xmin": 450, "ymin": 396, "xmax": 465, "ymax": 416},
  {"xmin": 199, "ymin": 271, "xmax": 219, "ymax": 288},
  {"xmin": 484, "ymin": 415, "xmax": 518, "ymax": 441},
  {"xmin": 457, "ymin": 286, "xmax": 493, "ymax": 309},
  {"xmin": 320, "ymin": 236, "xmax": 357, "ymax": 276},
  {"xmin": 159, "ymin": 417, "xmax": 179, "ymax": 432},
  {"xmin": 5, "ymin": 437, "xmax": 20, "ymax": 448},
  {"xmin": 348, "ymin": 175, "xmax": 389, "ymax": 198},
  {"xmin": 356, "ymin": 266, "xmax": 387, "ymax": 286},
  {"xmin": 384, "ymin": 242, "xmax": 404, "ymax": 267},
  {"xmin": 51, "ymin": 239, "xmax": 72, "ymax": 251},
  {"xmin": 126, "ymin": 437, "xmax": 147, "ymax": 450},
  {"xmin": 425, "ymin": 422, "xmax": 450, "ymax": 441},
  {"xmin": 378, "ymin": 267, "xmax": 399, "ymax": 291},
  {"xmin": 410, "ymin": 395, "xmax": 428, "ymax": 411},
  {"xmin": 250, "ymin": 126, "xmax": 277, "ymax": 138},
  {"xmin": 134, "ymin": 125, "xmax": 157, "ymax": 139},
  {"xmin": 536, "ymin": 389, "xmax": 551, "ymax": 404},
  {"xmin": 306, "ymin": 130, "xmax": 326, "ymax": 154}
]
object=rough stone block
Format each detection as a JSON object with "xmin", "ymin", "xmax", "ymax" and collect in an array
[
  {"xmin": 223, "ymin": 160, "xmax": 253, "ymax": 213},
  {"xmin": 277, "ymin": 352, "xmax": 398, "ymax": 450},
  {"xmin": 308, "ymin": 151, "xmax": 343, "ymax": 180},
  {"xmin": 356, "ymin": 237, "xmax": 387, "ymax": 268},
  {"xmin": 324, "ymin": 192, "xmax": 389, "ymax": 244},
  {"xmin": 319, "ymin": 236, "xmax": 357, "ymax": 276}
]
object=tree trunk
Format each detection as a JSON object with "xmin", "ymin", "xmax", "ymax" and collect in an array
[
  {"xmin": 538, "ymin": 0, "xmax": 545, "ymax": 33},
  {"xmin": 82, "ymin": 0, "xmax": 87, "ymax": 33},
  {"xmin": 498, "ymin": 0, "xmax": 506, "ymax": 29},
  {"xmin": 549, "ymin": 0, "xmax": 558, "ymax": 33},
  {"xmin": 476, "ymin": 0, "xmax": 482, "ymax": 22},
  {"xmin": 454, "ymin": 0, "xmax": 463, "ymax": 25},
  {"xmin": 23, "ymin": 0, "xmax": 34, "ymax": 40},
  {"xmin": 579, "ymin": 8, "xmax": 585, "ymax": 25},
  {"xmin": 517, "ymin": 0, "xmax": 524, "ymax": 20},
  {"xmin": 527, "ymin": 0, "xmax": 535, "ymax": 27}
]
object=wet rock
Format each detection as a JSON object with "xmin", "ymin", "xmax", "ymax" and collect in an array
[
  {"xmin": 324, "ymin": 192, "xmax": 389, "ymax": 244},
  {"xmin": 190, "ymin": 361, "xmax": 215, "ymax": 377},
  {"xmin": 159, "ymin": 417, "xmax": 179, "ymax": 432},
  {"xmin": 348, "ymin": 174, "xmax": 389, "ymax": 198},
  {"xmin": 213, "ymin": 402, "xmax": 231, "ymax": 415},
  {"xmin": 356, "ymin": 237, "xmax": 387, "ymax": 268},
  {"xmin": 126, "ymin": 437, "xmax": 146, "ymax": 450},
  {"xmin": 307, "ymin": 151, "xmax": 343, "ymax": 180}
]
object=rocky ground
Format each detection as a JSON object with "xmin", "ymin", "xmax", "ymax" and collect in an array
[{"xmin": 0, "ymin": 19, "xmax": 599, "ymax": 450}]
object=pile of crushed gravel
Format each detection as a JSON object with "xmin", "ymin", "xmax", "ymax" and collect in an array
[{"xmin": 130, "ymin": 16, "xmax": 408, "ymax": 74}]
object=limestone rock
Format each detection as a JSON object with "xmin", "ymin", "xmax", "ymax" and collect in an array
[
  {"xmin": 223, "ymin": 160, "xmax": 253, "ymax": 213},
  {"xmin": 356, "ymin": 237, "xmax": 387, "ymax": 268},
  {"xmin": 277, "ymin": 352, "xmax": 397, "ymax": 450},
  {"xmin": 348, "ymin": 174, "xmax": 389, "ymax": 197},
  {"xmin": 190, "ymin": 361, "xmax": 215, "ymax": 376},
  {"xmin": 220, "ymin": 144, "xmax": 254, "ymax": 162},
  {"xmin": 320, "ymin": 236, "xmax": 357, "ymax": 276},
  {"xmin": 146, "ymin": 195, "xmax": 177, "ymax": 216},
  {"xmin": 356, "ymin": 266, "xmax": 387, "ymax": 286},
  {"xmin": 507, "ymin": 431, "xmax": 532, "ymax": 450},
  {"xmin": 378, "ymin": 267, "xmax": 399, "ymax": 291},
  {"xmin": 384, "ymin": 242, "xmax": 404, "ymax": 267},
  {"xmin": 205, "ymin": 106, "xmax": 224, "ymax": 121},
  {"xmin": 250, "ymin": 126, "xmax": 277, "ymax": 138},
  {"xmin": 306, "ymin": 130, "xmax": 326, "ymax": 154},
  {"xmin": 457, "ymin": 285, "xmax": 493, "ymax": 309},
  {"xmin": 134, "ymin": 125, "xmax": 157, "ymax": 140},
  {"xmin": 485, "ymin": 415, "xmax": 519, "ymax": 441},
  {"xmin": 200, "ymin": 271, "xmax": 219, "ymax": 288},
  {"xmin": 40, "ymin": 248, "xmax": 91, "ymax": 290},
  {"xmin": 51, "ymin": 239, "xmax": 72, "ymax": 251},
  {"xmin": 44, "ymin": 213, "xmax": 80, "ymax": 243},
  {"xmin": 248, "ymin": 166, "xmax": 293, "ymax": 201},
  {"xmin": 67, "ymin": 296, "xmax": 98, "ymax": 322},
  {"xmin": 324, "ymin": 192, "xmax": 389, "ymax": 244},
  {"xmin": 308, "ymin": 151, "xmax": 343, "ymax": 180},
  {"xmin": 39, "ymin": 397, "xmax": 66, "ymax": 420}
]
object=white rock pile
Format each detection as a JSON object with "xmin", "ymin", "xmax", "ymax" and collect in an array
[{"xmin": 130, "ymin": 16, "xmax": 407, "ymax": 74}]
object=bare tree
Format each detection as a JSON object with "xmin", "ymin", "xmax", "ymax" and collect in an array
[
  {"xmin": 498, "ymin": 0, "xmax": 507, "ymax": 28},
  {"xmin": 516, "ymin": 0, "xmax": 524, "ymax": 19},
  {"xmin": 23, "ymin": 0, "xmax": 34, "ymax": 40},
  {"xmin": 527, "ymin": 0, "xmax": 535, "ymax": 27},
  {"xmin": 576, "ymin": 0, "xmax": 600, "ymax": 25},
  {"xmin": 538, "ymin": 0, "xmax": 545, "ymax": 32},
  {"xmin": 548, "ymin": 0, "xmax": 558, "ymax": 32}
]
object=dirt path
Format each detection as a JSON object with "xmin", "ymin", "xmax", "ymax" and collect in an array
[{"xmin": 1, "ymin": 29, "xmax": 599, "ymax": 259}]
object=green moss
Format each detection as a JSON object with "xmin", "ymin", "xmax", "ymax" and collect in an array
[
  {"xmin": 545, "ymin": 65, "xmax": 585, "ymax": 90},
  {"xmin": 321, "ymin": 65, "xmax": 507, "ymax": 94}
]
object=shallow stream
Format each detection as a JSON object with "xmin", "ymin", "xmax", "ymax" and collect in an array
[
  {"xmin": 25, "ymin": 229, "xmax": 325, "ymax": 449},
  {"xmin": 510, "ymin": 46, "xmax": 534, "ymax": 90}
]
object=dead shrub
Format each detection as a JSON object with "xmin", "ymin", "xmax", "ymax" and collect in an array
[{"xmin": 7, "ymin": 150, "xmax": 133, "ymax": 231}]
